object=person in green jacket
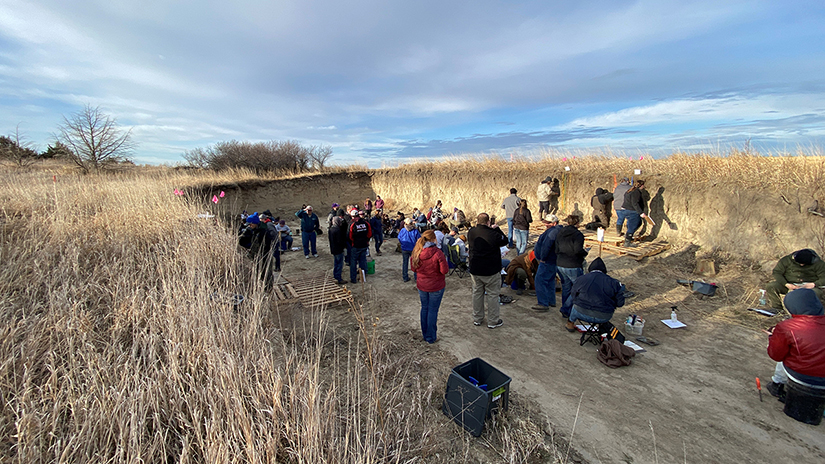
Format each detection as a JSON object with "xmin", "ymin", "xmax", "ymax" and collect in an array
[{"xmin": 766, "ymin": 249, "xmax": 825, "ymax": 311}]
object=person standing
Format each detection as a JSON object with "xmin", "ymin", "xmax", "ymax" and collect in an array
[
  {"xmin": 622, "ymin": 180, "xmax": 648, "ymax": 247},
  {"xmin": 238, "ymin": 212, "xmax": 278, "ymax": 287},
  {"xmin": 374, "ymin": 195, "xmax": 384, "ymax": 212},
  {"xmin": 512, "ymin": 199, "xmax": 533, "ymax": 255},
  {"xmin": 468, "ymin": 213, "xmax": 509, "ymax": 328},
  {"xmin": 537, "ymin": 176, "xmax": 552, "ymax": 219},
  {"xmin": 328, "ymin": 216, "xmax": 348, "ymax": 284},
  {"xmin": 369, "ymin": 210, "xmax": 384, "ymax": 256},
  {"xmin": 549, "ymin": 178, "xmax": 561, "ymax": 214},
  {"xmin": 532, "ymin": 214, "xmax": 561, "ymax": 311},
  {"xmin": 500, "ymin": 188, "xmax": 521, "ymax": 248},
  {"xmin": 590, "ymin": 188, "xmax": 614, "ymax": 227},
  {"xmin": 555, "ymin": 215, "xmax": 588, "ymax": 318},
  {"xmin": 327, "ymin": 203, "xmax": 340, "ymax": 228},
  {"xmin": 348, "ymin": 210, "xmax": 372, "ymax": 283},
  {"xmin": 613, "ymin": 178, "xmax": 632, "ymax": 235},
  {"xmin": 295, "ymin": 205, "xmax": 321, "ymax": 258},
  {"xmin": 364, "ymin": 198, "xmax": 373, "ymax": 218},
  {"xmin": 398, "ymin": 218, "xmax": 421, "ymax": 282},
  {"xmin": 410, "ymin": 230, "xmax": 449, "ymax": 343}
]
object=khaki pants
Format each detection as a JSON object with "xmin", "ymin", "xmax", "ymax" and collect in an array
[{"xmin": 472, "ymin": 273, "xmax": 501, "ymax": 325}]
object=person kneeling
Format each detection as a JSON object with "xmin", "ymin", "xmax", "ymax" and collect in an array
[{"xmin": 565, "ymin": 258, "xmax": 626, "ymax": 332}]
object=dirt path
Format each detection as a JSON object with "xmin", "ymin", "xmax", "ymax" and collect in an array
[{"xmin": 277, "ymin": 231, "xmax": 825, "ymax": 464}]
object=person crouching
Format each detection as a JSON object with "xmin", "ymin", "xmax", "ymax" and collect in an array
[{"xmin": 565, "ymin": 257, "xmax": 626, "ymax": 332}]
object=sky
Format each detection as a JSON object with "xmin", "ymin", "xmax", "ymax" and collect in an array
[{"xmin": 1, "ymin": 0, "xmax": 824, "ymax": 167}]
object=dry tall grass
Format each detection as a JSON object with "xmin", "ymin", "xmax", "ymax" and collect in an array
[{"xmin": 0, "ymin": 166, "xmax": 554, "ymax": 463}]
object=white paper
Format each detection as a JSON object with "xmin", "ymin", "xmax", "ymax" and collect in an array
[
  {"xmin": 596, "ymin": 227, "xmax": 605, "ymax": 242},
  {"xmin": 661, "ymin": 319, "xmax": 687, "ymax": 329},
  {"xmin": 564, "ymin": 166, "xmax": 571, "ymax": 171},
  {"xmin": 624, "ymin": 340, "xmax": 646, "ymax": 352},
  {"xmin": 634, "ymin": 169, "xmax": 641, "ymax": 175}
]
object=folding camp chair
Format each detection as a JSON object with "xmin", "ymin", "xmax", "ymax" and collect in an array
[
  {"xmin": 447, "ymin": 244, "xmax": 468, "ymax": 278},
  {"xmin": 579, "ymin": 321, "xmax": 602, "ymax": 346}
]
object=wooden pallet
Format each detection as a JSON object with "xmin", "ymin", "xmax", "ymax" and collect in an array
[
  {"xmin": 586, "ymin": 239, "xmax": 671, "ymax": 260},
  {"xmin": 271, "ymin": 274, "xmax": 354, "ymax": 308}
]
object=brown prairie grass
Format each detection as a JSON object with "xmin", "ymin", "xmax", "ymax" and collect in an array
[{"xmin": 0, "ymin": 166, "xmax": 554, "ymax": 463}]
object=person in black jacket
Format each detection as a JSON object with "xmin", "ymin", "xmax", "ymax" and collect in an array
[
  {"xmin": 328, "ymin": 216, "xmax": 348, "ymax": 284},
  {"xmin": 468, "ymin": 213, "xmax": 509, "ymax": 328},
  {"xmin": 369, "ymin": 211, "xmax": 384, "ymax": 256},
  {"xmin": 238, "ymin": 212, "xmax": 278, "ymax": 288},
  {"xmin": 564, "ymin": 258, "xmax": 625, "ymax": 332},
  {"xmin": 555, "ymin": 215, "xmax": 589, "ymax": 318},
  {"xmin": 348, "ymin": 210, "xmax": 373, "ymax": 283},
  {"xmin": 622, "ymin": 180, "xmax": 648, "ymax": 247},
  {"xmin": 590, "ymin": 188, "xmax": 614, "ymax": 227}
]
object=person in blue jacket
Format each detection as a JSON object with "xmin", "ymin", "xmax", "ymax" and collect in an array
[
  {"xmin": 398, "ymin": 218, "xmax": 422, "ymax": 282},
  {"xmin": 532, "ymin": 214, "xmax": 561, "ymax": 311},
  {"xmin": 295, "ymin": 205, "xmax": 321, "ymax": 258},
  {"xmin": 565, "ymin": 257, "xmax": 626, "ymax": 332}
]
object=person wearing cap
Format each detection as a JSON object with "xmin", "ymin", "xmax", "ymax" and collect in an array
[
  {"xmin": 564, "ymin": 257, "xmax": 626, "ymax": 332},
  {"xmin": 328, "ymin": 216, "xmax": 348, "ymax": 284},
  {"xmin": 295, "ymin": 205, "xmax": 321, "ymax": 258},
  {"xmin": 348, "ymin": 209, "xmax": 372, "ymax": 283},
  {"xmin": 327, "ymin": 203, "xmax": 340, "ymax": 228},
  {"xmin": 765, "ymin": 288, "xmax": 825, "ymax": 405},
  {"xmin": 537, "ymin": 176, "xmax": 553, "ymax": 219},
  {"xmin": 532, "ymin": 214, "xmax": 561, "ymax": 311},
  {"xmin": 613, "ymin": 177, "xmax": 632, "ymax": 236},
  {"xmin": 500, "ymin": 188, "xmax": 521, "ymax": 249},
  {"xmin": 766, "ymin": 249, "xmax": 825, "ymax": 311},
  {"xmin": 468, "ymin": 213, "xmax": 509, "ymax": 328},
  {"xmin": 398, "ymin": 218, "xmax": 422, "ymax": 282},
  {"xmin": 238, "ymin": 212, "xmax": 278, "ymax": 286}
]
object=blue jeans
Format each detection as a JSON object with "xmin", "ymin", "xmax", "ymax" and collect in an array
[
  {"xmin": 419, "ymin": 287, "xmax": 444, "ymax": 343},
  {"xmin": 507, "ymin": 218, "xmax": 515, "ymax": 247},
  {"xmin": 402, "ymin": 250, "xmax": 412, "ymax": 281},
  {"xmin": 615, "ymin": 209, "xmax": 628, "ymax": 230},
  {"xmin": 557, "ymin": 266, "xmax": 584, "ymax": 317},
  {"xmin": 350, "ymin": 247, "xmax": 368, "ymax": 282},
  {"xmin": 515, "ymin": 229, "xmax": 529, "ymax": 255},
  {"xmin": 568, "ymin": 305, "xmax": 611, "ymax": 324},
  {"xmin": 301, "ymin": 231, "xmax": 317, "ymax": 256},
  {"xmin": 281, "ymin": 235, "xmax": 294, "ymax": 251},
  {"xmin": 373, "ymin": 231, "xmax": 383, "ymax": 253},
  {"xmin": 625, "ymin": 212, "xmax": 642, "ymax": 241},
  {"xmin": 333, "ymin": 252, "xmax": 345, "ymax": 281},
  {"xmin": 535, "ymin": 262, "xmax": 557, "ymax": 307}
]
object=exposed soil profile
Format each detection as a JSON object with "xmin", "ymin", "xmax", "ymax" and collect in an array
[{"xmin": 232, "ymin": 165, "xmax": 825, "ymax": 464}]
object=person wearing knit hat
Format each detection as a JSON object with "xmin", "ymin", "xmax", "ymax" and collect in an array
[
  {"xmin": 765, "ymin": 248, "xmax": 825, "ymax": 311},
  {"xmin": 295, "ymin": 205, "xmax": 321, "ymax": 258},
  {"xmin": 765, "ymin": 288, "xmax": 825, "ymax": 409},
  {"xmin": 246, "ymin": 212, "xmax": 260, "ymax": 225}
]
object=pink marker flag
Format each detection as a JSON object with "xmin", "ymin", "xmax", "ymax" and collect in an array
[
  {"xmin": 220, "ymin": 191, "xmax": 225, "ymax": 198},
  {"xmin": 562, "ymin": 157, "xmax": 567, "ymax": 161},
  {"xmin": 639, "ymin": 155, "xmax": 644, "ymax": 160},
  {"xmin": 212, "ymin": 195, "xmax": 219, "ymax": 204}
]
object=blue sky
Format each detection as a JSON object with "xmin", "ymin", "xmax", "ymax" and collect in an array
[{"xmin": 1, "ymin": 0, "xmax": 824, "ymax": 166}]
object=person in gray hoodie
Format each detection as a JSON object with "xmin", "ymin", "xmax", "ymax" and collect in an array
[
  {"xmin": 500, "ymin": 188, "xmax": 521, "ymax": 248},
  {"xmin": 613, "ymin": 178, "xmax": 632, "ymax": 235}
]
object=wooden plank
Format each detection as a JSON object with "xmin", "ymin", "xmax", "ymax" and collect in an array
[
  {"xmin": 273, "ymin": 285, "xmax": 286, "ymax": 301},
  {"xmin": 286, "ymin": 284, "xmax": 299, "ymax": 299}
]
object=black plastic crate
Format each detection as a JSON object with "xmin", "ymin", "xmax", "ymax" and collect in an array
[{"xmin": 442, "ymin": 358, "xmax": 511, "ymax": 436}]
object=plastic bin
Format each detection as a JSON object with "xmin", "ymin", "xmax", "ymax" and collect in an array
[
  {"xmin": 625, "ymin": 319, "xmax": 644, "ymax": 336},
  {"xmin": 366, "ymin": 259, "xmax": 375, "ymax": 275},
  {"xmin": 442, "ymin": 358, "xmax": 511, "ymax": 436},
  {"xmin": 784, "ymin": 379, "xmax": 825, "ymax": 425}
]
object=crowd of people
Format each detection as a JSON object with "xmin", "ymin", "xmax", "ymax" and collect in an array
[{"xmin": 236, "ymin": 184, "xmax": 825, "ymax": 420}]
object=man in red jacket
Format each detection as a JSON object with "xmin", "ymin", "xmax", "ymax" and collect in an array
[{"xmin": 765, "ymin": 288, "xmax": 825, "ymax": 400}]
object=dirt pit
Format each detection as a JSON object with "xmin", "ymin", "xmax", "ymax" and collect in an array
[{"xmin": 269, "ymin": 226, "xmax": 825, "ymax": 464}]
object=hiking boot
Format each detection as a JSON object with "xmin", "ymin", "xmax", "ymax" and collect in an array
[
  {"xmin": 336, "ymin": 279, "xmax": 347, "ymax": 285},
  {"xmin": 531, "ymin": 304, "xmax": 550, "ymax": 312},
  {"xmin": 616, "ymin": 225, "xmax": 623, "ymax": 235},
  {"xmin": 565, "ymin": 321, "xmax": 577, "ymax": 332},
  {"xmin": 766, "ymin": 381, "xmax": 786, "ymax": 402},
  {"xmin": 487, "ymin": 319, "xmax": 504, "ymax": 329},
  {"xmin": 624, "ymin": 239, "xmax": 636, "ymax": 248}
]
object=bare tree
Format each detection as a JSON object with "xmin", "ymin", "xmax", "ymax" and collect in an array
[
  {"xmin": 0, "ymin": 125, "xmax": 39, "ymax": 168},
  {"xmin": 183, "ymin": 139, "xmax": 333, "ymax": 173},
  {"xmin": 56, "ymin": 105, "xmax": 134, "ymax": 173},
  {"xmin": 308, "ymin": 145, "xmax": 333, "ymax": 170}
]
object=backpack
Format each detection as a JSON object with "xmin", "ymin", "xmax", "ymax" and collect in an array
[{"xmin": 597, "ymin": 339, "xmax": 635, "ymax": 368}]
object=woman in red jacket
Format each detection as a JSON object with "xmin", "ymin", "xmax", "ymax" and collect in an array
[{"xmin": 411, "ymin": 230, "xmax": 449, "ymax": 343}]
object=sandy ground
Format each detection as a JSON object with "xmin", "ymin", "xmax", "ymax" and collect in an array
[{"xmin": 273, "ymin": 225, "xmax": 825, "ymax": 464}]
